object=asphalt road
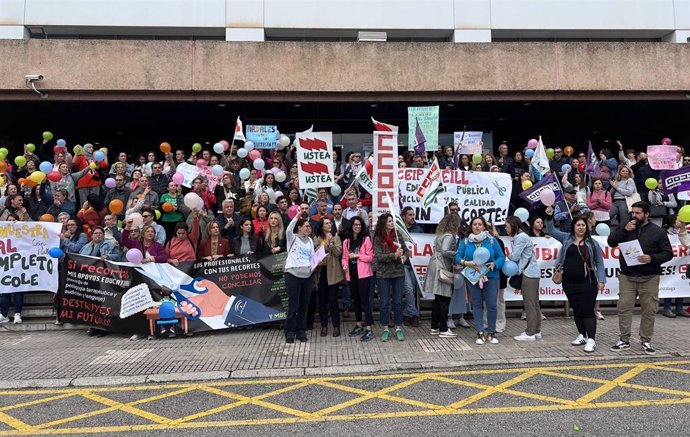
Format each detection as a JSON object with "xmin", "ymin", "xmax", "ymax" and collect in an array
[{"xmin": 1, "ymin": 357, "xmax": 688, "ymax": 437}]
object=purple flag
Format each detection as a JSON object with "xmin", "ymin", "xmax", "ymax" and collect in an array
[
  {"xmin": 519, "ymin": 174, "xmax": 564, "ymax": 206},
  {"xmin": 413, "ymin": 117, "xmax": 426, "ymax": 155},
  {"xmin": 585, "ymin": 141, "xmax": 601, "ymax": 178},
  {"xmin": 661, "ymin": 166, "xmax": 690, "ymax": 194}
]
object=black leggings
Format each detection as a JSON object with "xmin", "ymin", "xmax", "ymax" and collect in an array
[
  {"xmin": 349, "ymin": 266, "xmax": 373, "ymax": 326},
  {"xmin": 318, "ymin": 266, "xmax": 340, "ymax": 328},
  {"xmin": 564, "ymin": 280, "xmax": 598, "ymax": 339}
]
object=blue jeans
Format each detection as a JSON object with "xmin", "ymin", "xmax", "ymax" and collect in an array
[
  {"xmin": 379, "ymin": 276, "xmax": 404, "ymax": 327},
  {"xmin": 402, "ymin": 265, "xmax": 418, "ymax": 317},
  {"xmin": 663, "ymin": 297, "xmax": 684, "ymax": 311},
  {"xmin": 468, "ymin": 278, "xmax": 499, "ymax": 334},
  {"xmin": 0, "ymin": 293, "xmax": 24, "ymax": 316}
]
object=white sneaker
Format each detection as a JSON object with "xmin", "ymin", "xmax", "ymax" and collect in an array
[
  {"xmin": 541, "ymin": 313, "xmax": 547, "ymax": 321},
  {"xmin": 534, "ymin": 332, "xmax": 543, "ymax": 339},
  {"xmin": 475, "ymin": 333, "xmax": 485, "ymax": 345},
  {"xmin": 571, "ymin": 334, "xmax": 586, "ymax": 346},
  {"xmin": 514, "ymin": 332, "xmax": 537, "ymax": 342},
  {"xmin": 457, "ymin": 318, "xmax": 471, "ymax": 328},
  {"xmin": 595, "ymin": 311, "xmax": 605, "ymax": 320},
  {"xmin": 0, "ymin": 314, "xmax": 9, "ymax": 324},
  {"xmin": 584, "ymin": 338, "xmax": 596, "ymax": 353},
  {"xmin": 446, "ymin": 319, "xmax": 456, "ymax": 329},
  {"xmin": 487, "ymin": 333, "xmax": 499, "ymax": 344},
  {"xmin": 520, "ymin": 312, "xmax": 527, "ymax": 320},
  {"xmin": 13, "ymin": 313, "xmax": 22, "ymax": 324},
  {"xmin": 439, "ymin": 330, "xmax": 457, "ymax": 338},
  {"xmin": 430, "ymin": 328, "xmax": 440, "ymax": 335}
]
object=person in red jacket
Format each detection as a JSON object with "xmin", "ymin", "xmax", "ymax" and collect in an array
[{"xmin": 73, "ymin": 143, "xmax": 108, "ymax": 204}]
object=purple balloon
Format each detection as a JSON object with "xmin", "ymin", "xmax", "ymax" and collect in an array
[
  {"xmin": 539, "ymin": 188, "xmax": 556, "ymax": 206},
  {"xmin": 275, "ymin": 191, "xmax": 283, "ymax": 198},
  {"xmin": 126, "ymin": 248, "xmax": 143, "ymax": 264},
  {"xmin": 172, "ymin": 172, "xmax": 184, "ymax": 185},
  {"xmin": 104, "ymin": 177, "xmax": 116, "ymax": 189}
]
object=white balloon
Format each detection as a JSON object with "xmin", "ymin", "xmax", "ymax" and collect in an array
[
  {"xmin": 127, "ymin": 212, "xmax": 144, "ymax": 228},
  {"xmin": 196, "ymin": 197, "xmax": 204, "ymax": 210},
  {"xmin": 184, "ymin": 193, "xmax": 201, "ymax": 209},
  {"xmin": 279, "ymin": 135, "xmax": 290, "ymax": 147},
  {"xmin": 265, "ymin": 188, "xmax": 275, "ymax": 199},
  {"xmin": 239, "ymin": 168, "xmax": 250, "ymax": 180},
  {"xmin": 514, "ymin": 207, "xmax": 529, "ymax": 223},
  {"xmin": 595, "ymin": 223, "xmax": 611, "ymax": 236},
  {"xmin": 211, "ymin": 164, "xmax": 224, "ymax": 176},
  {"xmin": 213, "ymin": 143, "xmax": 224, "ymax": 154},
  {"xmin": 330, "ymin": 185, "xmax": 342, "ymax": 196},
  {"xmin": 237, "ymin": 148, "xmax": 248, "ymax": 158},
  {"xmin": 244, "ymin": 141, "xmax": 254, "ymax": 151},
  {"xmin": 275, "ymin": 171, "xmax": 286, "ymax": 183},
  {"xmin": 253, "ymin": 158, "xmax": 265, "ymax": 170}
]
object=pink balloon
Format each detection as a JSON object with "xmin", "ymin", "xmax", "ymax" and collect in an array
[
  {"xmin": 662, "ymin": 137, "xmax": 672, "ymax": 145},
  {"xmin": 248, "ymin": 150, "xmax": 261, "ymax": 161},
  {"xmin": 275, "ymin": 191, "xmax": 283, "ymax": 198},
  {"xmin": 172, "ymin": 172, "xmax": 184, "ymax": 184},
  {"xmin": 220, "ymin": 140, "xmax": 230, "ymax": 151},
  {"xmin": 196, "ymin": 159, "xmax": 207, "ymax": 168},
  {"xmin": 539, "ymin": 188, "xmax": 556, "ymax": 206},
  {"xmin": 527, "ymin": 139, "xmax": 539, "ymax": 149},
  {"xmin": 126, "ymin": 248, "xmax": 143, "ymax": 264},
  {"xmin": 287, "ymin": 204, "xmax": 299, "ymax": 219}
]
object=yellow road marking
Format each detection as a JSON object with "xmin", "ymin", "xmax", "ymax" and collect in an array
[
  {"xmin": 575, "ymin": 364, "xmax": 649, "ymax": 404},
  {"xmin": 446, "ymin": 369, "xmax": 541, "ymax": 409}
]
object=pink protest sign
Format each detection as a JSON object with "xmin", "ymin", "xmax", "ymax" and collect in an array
[{"xmin": 647, "ymin": 145, "xmax": 679, "ymax": 170}]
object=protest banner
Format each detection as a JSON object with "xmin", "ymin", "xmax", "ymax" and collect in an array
[
  {"xmin": 398, "ymin": 169, "xmax": 512, "ymax": 225},
  {"xmin": 519, "ymin": 174, "xmax": 563, "ymax": 206},
  {"xmin": 0, "ymin": 221, "xmax": 61, "ymax": 293},
  {"xmin": 648, "ymin": 145, "xmax": 679, "ymax": 170},
  {"xmin": 175, "ymin": 162, "xmax": 202, "ymax": 188},
  {"xmin": 295, "ymin": 132, "xmax": 335, "ymax": 189},
  {"xmin": 354, "ymin": 156, "xmax": 375, "ymax": 195},
  {"xmin": 372, "ymin": 131, "xmax": 399, "ymax": 219},
  {"xmin": 407, "ymin": 106, "xmax": 439, "ymax": 152},
  {"xmin": 407, "ymin": 233, "xmax": 435, "ymax": 300},
  {"xmin": 660, "ymin": 165, "xmax": 690, "ymax": 195},
  {"xmin": 246, "ymin": 125, "xmax": 279, "ymax": 149},
  {"xmin": 454, "ymin": 131, "xmax": 483, "ymax": 155},
  {"xmin": 58, "ymin": 253, "xmax": 288, "ymax": 333}
]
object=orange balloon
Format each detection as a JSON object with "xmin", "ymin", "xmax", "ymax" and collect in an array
[
  {"xmin": 39, "ymin": 214, "xmax": 54, "ymax": 222},
  {"xmin": 0, "ymin": 162, "xmax": 7, "ymax": 173},
  {"xmin": 564, "ymin": 146, "xmax": 574, "ymax": 157},
  {"xmin": 162, "ymin": 202, "xmax": 174, "ymax": 213},
  {"xmin": 160, "ymin": 142, "xmax": 171, "ymax": 154},
  {"xmin": 109, "ymin": 199, "xmax": 124, "ymax": 214}
]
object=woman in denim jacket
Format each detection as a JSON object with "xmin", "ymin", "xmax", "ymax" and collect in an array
[{"xmin": 545, "ymin": 208, "xmax": 606, "ymax": 353}]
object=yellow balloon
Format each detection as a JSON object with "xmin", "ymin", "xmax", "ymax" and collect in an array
[
  {"xmin": 522, "ymin": 180, "xmax": 533, "ymax": 190},
  {"xmin": 89, "ymin": 162, "xmax": 97, "ymax": 170},
  {"xmin": 29, "ymin": 171, "xmax": 46, "ymax": 184}
]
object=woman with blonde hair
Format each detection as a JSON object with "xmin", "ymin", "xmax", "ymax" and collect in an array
[
  {"xmin": 609, "ymin": 164, "xmax": 637, "ymax": 225},
  {"xmin": 263, "ymin": 211, "xmax": 286, "ymax": 255}
]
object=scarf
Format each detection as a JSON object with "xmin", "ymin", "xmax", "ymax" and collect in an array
[
  {"xmin": 467, "ymin": 230, "xmax": 490, "ymax": 244},
  {"xmin": 382, "ymin": 229, "xmax": 397, "ymax": 253}
]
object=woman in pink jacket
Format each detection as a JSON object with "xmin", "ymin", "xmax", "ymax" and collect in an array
[
  {"xmin": 341, "ymin": 216, "xmax": 375, "ymax": 342},
  {"xmin": 586, "ymin": 179, "xmax": 612, "ymax": 226}
]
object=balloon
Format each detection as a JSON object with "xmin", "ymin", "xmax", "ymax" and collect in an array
[
  {"xmin": 546, "ymin": 148, "xmax": 555, "ymax": 159},
  {"xmin": 0, "ymin": 148, "xmax": 8, "ymax": 157},
  {"xmin": 47, "ymin": 171, "xmax": 62, "ymax": 182},
  {"xmin": 213, "ymin": 142, "xmax": 224, "ymax": 154},
  {"xmin": 184, "ymin": 192, "xmax": 201, "ymax": 209},
  {"xmin": 89, "ymin": 162, "xmax": 97, "ymax": 170},
  {"xmin": 253, "ymin": 159, "xmax": 265, "ymax": 170},
  {"xmin": 126, "ymin": 248, "xmax": 143, "ymax": 264},
  {"xmin": 48, "ymin": 247, "xmax": 64, "ymax": 258},
  {"xmin": 473, "ymin": 247, "xmax": 490, "ymax": 265},
  {"xmin": 595, "ymin": 223, "xmax": 611, "ymax": 237},
  {"xmin": 527, "ymin": 139, "xmax": 538, "ymax": 149},
  {"xmin": 160, "ymin": 142, "xmax": 171, "ymax": 154},
  {"xmin": 244, "ymin": 141, "xmax": 255, "ymax": 151},
  {"xmin": 331, "ymin": 185, "xmax": 342, "ymax": 196},
  {"xmin": 53, "ymin": 145, "xmax": 64, "ymax": 154},
  {"xmin": 521, "ymin": 180, "xmax": 533, "ymax": 190},
  {"xmin": 128, "ymin": 212, "xmax": 144, "ymax": 228},
  {"xmin": 211, "ymin": 164, "xmax": 224, "ymax": 176},
  {"xmin": 237, "ymin": 148, "xmax": 248, "ymax": 158},
  {"xmin": 192, "ymin": 143, "xmax": 202, "ymax": 153},
  {"xmin": 514, "ymin": 207, "xmax": 530, "ymax": 223},
  {"xmin": 268, "ymin": 167, "xmax": 279, "ymax": 175},
  {"xmin": 39, "ymin": 161, "xmax": 52, "ymax": 173},
  {"xmin": 471, "ymin": 154, "xmax": 482, "ymax": 165},
  {"xmin": 196, "ymin": 159, "xmax": 207, "ymax": 168},
  {"xmin": 28, "ymin": 171, "xmax": 46, "ymax": 184},
  {"xmin": 155, "ymin": 210, "xmax": 161, "ymax": 220},
  {"xmin": 220, "ymin": 140, "xmax": 229, "ymax": 150},
  {"xmin": 93, "ymin": 151, "xmax": 105, "ymax": 162},
  {"xmin": 0, "ymin": 162, "xmax": 7, "ymax": 173},
  {"xmin": 109, "ymin": 199, "xmax": 124, "ymax": 214},
  {"xmin": 679, "ymin": 205, "xmax": 690, "ymax": 223},
  {"xmin": 275, "ymin": 171, "xmax": 286, "ymax": 183},
  {"xmin": 0, "ymin": 178, "xmax": 5, "ymax": 187},
  {"xmin": 162, "ymin": 202, "xmax": 174, "ymax": 213},
  {"xmin": 39, "ymin": 213, "xmax": 54, "ymax": 222},
  {"xmin": 279, "ymin": 135, "xmax": 290, "ymax": 147},
  {"xmin": 502, "ymin": 260, "xmax": 519, "ymax": 277},
  {"xmin": 26, "ymin": 143, "xmax": 35, "ymax": 152},
  {"xmin": 57, "ymin": 139, "xmax": 66, "ymax": 146},
  {"xmin": 525, "ymin": 149, "xmax": 535, "ymax": 158},
  {"xmin": 170, "ymin": 173, "xmax": 183, "ymax": 185},
  {"xmin": 14, "ymin": 156, "xmax": 26, "ymax": 167},
  {"xmin": 564, "ymin": 146, "xmax": 574, "ymax": 156},
  {"xmin": 43, "ymin": 131, "xmax": 54, "ymax": 141},
  {"xmin": 239, "ymin": 168, "xmax": 250, "ymax": 180},
  {"xmin": 662, "ymin": 137, "xmax": 672, "ymax": 145},
  {"xmin": 287, "ymin": 204, "xmax": 299, "ymax": 219},
  {"xmin": 104, "ymin": 177, "xmax": 116, "ymax": 189},
  {"xmin": 196, "ymin": 197, "xmax": 204, "ymax": 210},
  {"xmin": 265, "ymin": 188, "xmax": 275, "ymax": 199},
  {"xmin": 539, "ymin": 188, "xmax": 556, "ymax": 206},
  {"xmin": 248, "ymin": 150, "xmax": 261, "ymax": 161},
  {"xmin": 561, "ymin": 164, "xmax": 571, "ymax": 173},
  {"xmin": 275, "ymin": 191, "xmax": 283, "ymax": 198},
  {"xmin": 645, "ymin": 178, "xmax": 658, "ymax": 190},
  {"xmin": 73, "ymin": 145, "xmax": 83, "ymax": 155}
]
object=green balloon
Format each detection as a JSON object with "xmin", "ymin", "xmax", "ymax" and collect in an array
[
  {"xmin": 42, "ymin": 131, "xmax": 53, "ymax": 141},
  {"xmin": 0, "ymin": 148, "xmax": 8, "ymax": 156},
  {"xmin": 472, "ymin": 154, "xmax": 482, "ymax": 165},
  {"xmin": 26, "ymin": 143, "xmax": 36, "ymax": 152},
  {"xmin": 14, "ymin": 156, "xmax": 27, "ymax": 167},
  {"xmin": 546, "ymin": 148, "xmax": 555, "ymax": 159},
  {"xmin": 679, "ymin": 205, "xmax": 690, "ymax": 223},
  {"xmin": 192, "ymin": 143, "xmax": 202, "ymax": 153},
  {"xmin": 645, "ymin": 178, "xmax": 658, "ymax": 190}
]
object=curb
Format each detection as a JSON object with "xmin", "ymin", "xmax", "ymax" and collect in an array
[{"xmin": 2, "ymin": 352, "xmax": 688, "ymax": 389}]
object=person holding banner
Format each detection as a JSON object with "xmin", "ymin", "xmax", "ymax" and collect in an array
[
  {"xmin": 661, "ymin": 215, "xmax": 690, "ymax": 318},
  {"xmin": 455, "ymin": 217, "xmax": 506, "ymax": 345},
  {"xmin": 546, "ymin": 209, "xmax": 606, "ymax": 353},
  {"xmin": 284, "ymin": 211, "xmax": 315, "ymax": 343},
  {"xmin": 374, "ymin": 213, "xmax": 410, "ymax": 342},
  {"xmin": 342, "ymin": 216, "xmax": 375, "ymax": 342}
]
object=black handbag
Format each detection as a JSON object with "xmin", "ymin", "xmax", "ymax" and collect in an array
[{"xmin": 508, "ymin": 274, "xmax": 522, "ymax": 290}]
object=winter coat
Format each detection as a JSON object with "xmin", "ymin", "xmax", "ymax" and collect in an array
[{"xmin": 424, "ymin": 233, "xmax": 457, "ymax": 298}]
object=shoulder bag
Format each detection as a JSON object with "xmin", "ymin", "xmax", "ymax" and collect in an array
[{"xmin": 552, "ymin": 264, "xmax": 563, "ymax": 284}]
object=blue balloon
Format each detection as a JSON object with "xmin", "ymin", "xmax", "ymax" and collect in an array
[
  {"xmin": 39, "ymin": 161, "xmax": 53, "ymax": 173},
  {"xmin": 525, "ymin": 149, "xmax": 535, "ymax": 158},
  {"xmin": 561, "ymin": 164, "xmax": 571, "ymax": 173},
  {"xmin": 502, "ymin": 260, "xmax": 519, "ymax": 277},
  {"xmin": 93, "ymin": 151, "xmax": 105, "ymax": 162},
  {"xmin": 473, "ymin": 247, "xmax": 490, "ymax": 265},
  {"xmin": 56, "ymin": 139, "xmax": 67, "ymax": 146},
  {"xmin": 48, "ymin": 247, "xmax": 64, "ymax": 258}
]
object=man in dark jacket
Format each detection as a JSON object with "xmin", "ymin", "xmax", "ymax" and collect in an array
[{"xmin": 607, "ymin": 201, "xmax": 673, "ymax": 355}]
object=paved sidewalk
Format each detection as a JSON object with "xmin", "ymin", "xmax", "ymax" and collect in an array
[{"xmin": 0, "ymin": 314, "xmax": 688, "ymax": 388}]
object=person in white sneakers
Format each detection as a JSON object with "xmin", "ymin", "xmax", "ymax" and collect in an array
[
  {"xmin": 0, "ymin": 293, "xmax": 24, "ymax": 324},
  {"xmin": 546, "ymin": 209, "xmax": 606, "ymax": 353}
]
